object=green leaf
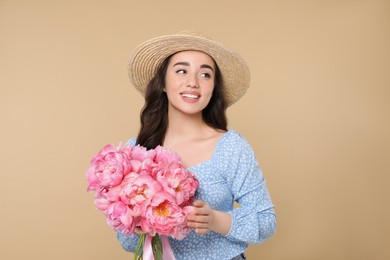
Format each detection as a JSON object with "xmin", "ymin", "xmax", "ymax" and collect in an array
[{"xmin": 152, "ymin": 234, "xmax": 163, "ymax": 260}]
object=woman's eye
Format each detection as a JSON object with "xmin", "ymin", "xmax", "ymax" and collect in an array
[
  {"xmin": 200, "ymin": 73, "xmax": 211, "ymax": 79},
  {"xmin": 176, "ymin": 69, "xmax": 186, "ymax": 74}
]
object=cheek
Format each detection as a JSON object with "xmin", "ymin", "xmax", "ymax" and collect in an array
[
  {"xmin": 205, "ymin": 84, "xmax": 215, "ymax": 97},
  {"xmin": 165, "ymin": 74, "xmax": 183, "ymax": 90}
]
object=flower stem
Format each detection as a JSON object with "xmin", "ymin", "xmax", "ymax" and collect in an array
[
  {"xmin": 134, "ymin": 233, "xmax": 163, "ymax": 260},
  {"xmin": 134, "ymin": 234, "xmax": 146, "ymax": 260}
]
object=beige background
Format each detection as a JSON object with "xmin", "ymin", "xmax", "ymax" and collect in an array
[{"xmin": 1, "ymin": 0, "xmax": 389, "ymax": 259}]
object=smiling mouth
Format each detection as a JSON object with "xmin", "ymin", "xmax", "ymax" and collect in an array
[{"xmin": 181, "ymin": 94, "xmax": 199, "ymax": 99}]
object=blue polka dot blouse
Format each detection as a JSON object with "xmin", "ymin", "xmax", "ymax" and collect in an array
[{"xmin": 117, "ymin": 130, "xmax": 276, "ymax": 259}]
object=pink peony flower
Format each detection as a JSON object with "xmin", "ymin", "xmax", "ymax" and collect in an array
[
  {"xmin": 93, "ymin": 184, "xmax": 123, "ymax": 212},
  {"xmin": 131, "ymin": 145, "xmax": 156, "ymax": 162},
  {"xmin": 119, "ymin": 207, "xmax": 137, "ymax": 235},
  {"xmin": 94, "ymin": 194, "xmax": 111, "ymax": 211},
  {"xmin": 140, "ymin": 191, "xmax": 191, "ymax": 239},
  {"xmin": 155, "ymin": 162, "xmax": 199, "ymax": 206},
  {"xmin": 154, "ymin": 145, "xmax": 181, "ymax": 164},
  {"xmin": 86, "ymin": 143, "xmax": 131, "ymax": 191},
  {"xmin": 173, "ymin": 205, "xmax": 194, "ymax": 240},
  {"xmin": 86, "ymin": 142, "xmax": 199, "ymax": 258},
  {"xmin": 105, "ymin": 201, "xmax": 129, "ymax": 231},
  {"xmin": 119, "ymin": 174, "xmax": 163, "ymax": 217}
]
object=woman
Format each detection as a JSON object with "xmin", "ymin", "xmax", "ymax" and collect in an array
[{"xmin": 117, "ymin": 31, "xmax": 276, "ymax": 260}]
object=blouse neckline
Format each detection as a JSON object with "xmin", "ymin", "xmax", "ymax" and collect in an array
[{"xmin": 186, "ymin": 130, "xmax": 233, "ymax": 170}]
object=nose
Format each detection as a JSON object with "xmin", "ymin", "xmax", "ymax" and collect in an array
[
  {"xmin": 186, "ymin": 81, "xmax": 198, "ymax": 88},
  {"xmin": 186, "ymin": 75, "xmax": 199, "ymax": 88}
]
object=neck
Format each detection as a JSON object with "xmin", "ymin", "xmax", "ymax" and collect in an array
[{"xmin": 164, "ymin": 110, "xmax": 209, "ymax": 144}]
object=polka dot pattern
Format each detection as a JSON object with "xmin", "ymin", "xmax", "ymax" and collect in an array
[{"xmin": 117, "ymin": 130, "xmax": 276, "ymax": 259}]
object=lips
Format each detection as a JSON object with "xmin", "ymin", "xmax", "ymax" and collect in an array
[{"xmin": 180, "ymin": 91, "xmax": 200, "ymax": 100}]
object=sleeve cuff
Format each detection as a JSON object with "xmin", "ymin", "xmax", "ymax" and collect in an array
[{"xmin": 224, "ymin": 211, "xmax": 235, "ymax": 238}]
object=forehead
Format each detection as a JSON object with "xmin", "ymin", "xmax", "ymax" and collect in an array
[{"xmin": 169, "ymin": 50, "xmax": 216, "ymax": 68}]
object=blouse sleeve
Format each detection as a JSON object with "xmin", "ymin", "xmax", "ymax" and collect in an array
[
  {"xmin": 126, "ymin": 138, "xmax": 137, "ymax": 146},
  {"xmin": 116, "ymin": 232, "xmax": 139, "ymax": 253},
  {"xmin": 224, "ymin": 133, "xmax": 277, "ymax": 244}
]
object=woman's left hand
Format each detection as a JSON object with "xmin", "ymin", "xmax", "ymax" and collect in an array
[
  {"xmin": 186, "ymin": 200, "xmax": 214, "ymax": 235},
  {"xmin": 186, "ymin": 200, "xmax": 232, "ymax": 235}
]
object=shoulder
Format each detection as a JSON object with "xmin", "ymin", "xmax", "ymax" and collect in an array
[
  {"xmin": 217, "ymin": 130, "xmax": 261, "ymax": 179},
  {"xmin": 221, "ymin": 130, "xmax": 251, "ymax": 148},
  {"xmin": 217, "ymin": 130, "xmax": 254, "ymax": 157}
]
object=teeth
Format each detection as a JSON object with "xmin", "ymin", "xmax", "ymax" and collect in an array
[{"xmin": 181, "ymin": 94, "xmax": 199, "ymax": 99}]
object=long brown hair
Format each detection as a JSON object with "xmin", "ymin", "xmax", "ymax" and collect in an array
[{"xmin": 136, "ymin": 53, "xmax": 228, "ymax": 149}]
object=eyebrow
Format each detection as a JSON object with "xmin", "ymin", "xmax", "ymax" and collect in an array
[{"xmin": 173, "ymin": 62, "xmax": 214, "ymax": 72}]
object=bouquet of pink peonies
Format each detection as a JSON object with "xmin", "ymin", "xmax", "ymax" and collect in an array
[{"xmin": 86, "ymin": 143, "xmax": 199, "ymax": 260}]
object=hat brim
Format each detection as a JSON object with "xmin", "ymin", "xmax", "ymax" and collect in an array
[{"xmin": 128, "ymin": 33, "xmax": 250, "ymax": 107}]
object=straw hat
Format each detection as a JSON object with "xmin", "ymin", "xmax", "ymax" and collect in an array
[{"xmin": 128, "ymin": 31, "xmax": 250, "ymax": 107}]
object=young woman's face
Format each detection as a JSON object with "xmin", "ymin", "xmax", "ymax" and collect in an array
[{"xmin": 165, "ymin": 50, "xmax": 216, "ymax": 116}]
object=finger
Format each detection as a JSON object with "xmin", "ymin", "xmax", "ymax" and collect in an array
[
  {"xmin": 187, "ymin": 215, "xmax": 209, "ymax": 223},
  {"xmin": 193, "ymin": 207, "xmax": 211, "ymax": 217},
  {"xmin": 195, "ymin": 227, "xmax": 209, "ymax": 235},
  {"xmin": 193, "ymin": 200, "xmax": 206, "ymax": 207},
  {"xmin": 188, "ymin": 221, "xmax": 210, "ymax": 230},
  {"xmin": 190, "ymin": 208, "xmax": 207, "ymax": 217},
  {"xmin": 192, "ymin": 202, "xmax": 210, "ymax": 214},
  {"xmin": 187, "ymin": 219, "xmax": 210, "ymax": 228},
  {"xmin": 188, "ymin": 207, "xmax": 206, "ymax": 216}
]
